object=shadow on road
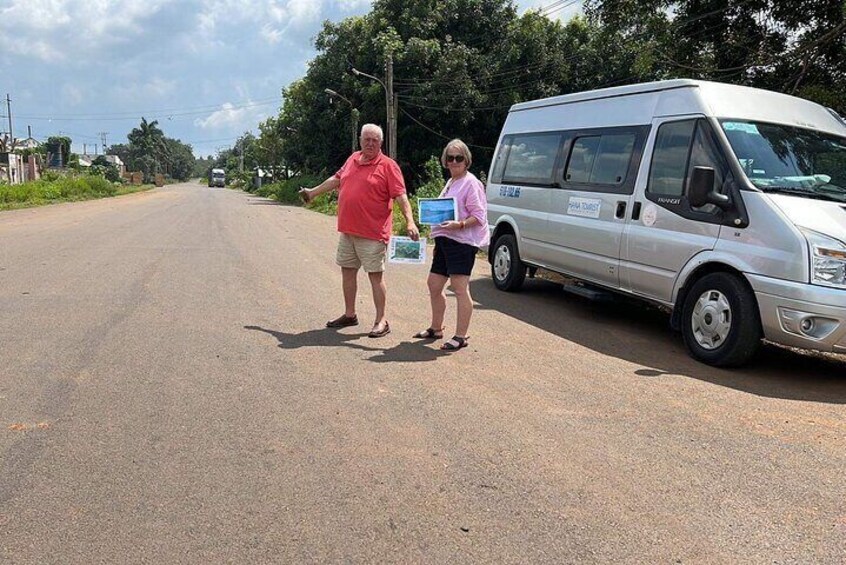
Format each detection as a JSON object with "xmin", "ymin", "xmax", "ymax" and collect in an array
[
  {"xmin": 244, "ymin": 326, "xmax": 444, "ymax": 364},
  {"xmin": 245, "ymin": 325, "xmax": 372, "ymax": 351},
  {"xmin": 246, "ymin": 199, "xmax": 288, "ymax": 206},
  {"xmin": 472, "ymin": 277, "xmax": 846, "ymax": 404}
]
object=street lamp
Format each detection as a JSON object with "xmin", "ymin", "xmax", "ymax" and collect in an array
[
  {"xmin": 350, "ymin": 57, "xmax": 397, "ymax": 159},
  {"xmin": 324, "ymin": 88, "xmax": 359, "ymax": 154}
]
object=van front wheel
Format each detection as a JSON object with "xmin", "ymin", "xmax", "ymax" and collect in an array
[
  {"xmin": 681, "ymin": 273, "xmax": 761, "ymax": 367},
  {"xmin": 491, "ymin": 234, "xmax": 526, "ymax": 292}
]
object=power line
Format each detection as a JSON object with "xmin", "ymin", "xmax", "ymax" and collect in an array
[
  {"xmin": 14, "ymin": 98, "xmax": 279, "ymax": 122},
  {"xmin": 399, "ymin": 107, "xmax": 495, "ymax": 149}
]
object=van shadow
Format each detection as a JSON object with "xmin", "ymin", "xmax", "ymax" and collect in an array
[
  {"xmin": 244, "ymin": 326, "xmax": 445, "ymax": 364},
  {"xmin": 472, "ymin": 278, "xmax": 846, "ymax": 404}
]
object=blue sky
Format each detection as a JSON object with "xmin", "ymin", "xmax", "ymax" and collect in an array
[{"xmin": 0, "ymin": 0, "xmax": 583, "ymax": 158}]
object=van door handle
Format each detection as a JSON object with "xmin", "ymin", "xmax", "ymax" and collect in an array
[
  {"xmin": 631, "ymin": 201, "xmax": 642, "ymax": 220},
  {"xmin": 615, "ymin": 201, "xmax": 627, "ymax": 219}
]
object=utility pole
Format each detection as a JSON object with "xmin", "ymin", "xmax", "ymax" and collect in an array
[
  {"xmin": 6, "ymin": 94, "xmax": 13, "ymax": 149},
  {"xmin": 351, "ymin": 53, "xmax": 398, "ymax": 160},
  {"xmin": 386, "ymin": 53, "xmax": 397, "ymax": 160},
  {"xmin": 239, "ymin": 138, "xmax": 244, "ymax": 173},
  {"xmin": 99, "ymin": 132, "xmax": 109, "ymax": 153}
]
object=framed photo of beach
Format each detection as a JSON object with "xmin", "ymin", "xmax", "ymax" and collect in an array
[
  {"xmin": 388, "ymin": 236, "xmax": 427, "ymax": 264},
  {"xmin": 418, "ymin": 197, "xmax": 457, "ymax": 225}
]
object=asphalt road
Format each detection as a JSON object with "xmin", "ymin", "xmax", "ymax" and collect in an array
[{"xmin": 1, "ymin": 183, "xmax": 844, "ymax": 564}]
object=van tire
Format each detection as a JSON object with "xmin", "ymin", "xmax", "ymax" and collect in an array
[
  {"xmin": 491, "ymin": 234, "xmax": 526, "ymax": 292},
  {"xmin": 681, "ymin": 273, "xmax": 761, "ymax": 367}
]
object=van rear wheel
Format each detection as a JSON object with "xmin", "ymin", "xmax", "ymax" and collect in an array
[
  {"xmin": 681, "ymin": 273, "xmax": 761, "ymax": 367},
  {"xmin": 491, "ymin": 234, "xmax": 526, "ymax": 292}
]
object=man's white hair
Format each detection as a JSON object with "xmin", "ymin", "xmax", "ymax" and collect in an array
[{"xmin": 360, "ymin": 123, "xmax": 384, "ymax": 141}]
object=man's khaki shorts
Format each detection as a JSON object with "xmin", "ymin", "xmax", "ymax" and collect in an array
[{"xmin": 336, "ymin": 233, "xmax": 387, "ymax": 272}]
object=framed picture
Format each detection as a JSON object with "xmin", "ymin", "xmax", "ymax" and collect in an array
[
  {"xmin": 418, "ymin": 197, "xmax": 457, "ymax": 225},
  {"xmin": 389, "ymin": 236, "xmax": 427, "ymax": 264}
]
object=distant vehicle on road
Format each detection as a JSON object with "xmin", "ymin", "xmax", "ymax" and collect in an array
[
  {"xmin": 209, "ymin": 168, "xmax": 225, "ymax": 188},
  {"xmin": 486, "ymin": 79, "xmax": 846, "ymax": 367}
]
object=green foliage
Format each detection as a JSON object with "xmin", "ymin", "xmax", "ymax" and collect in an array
[
  {"xmin": 91, "ymin": 156, "xmax": 122, "ymax": 183},
  {"xmin": 0, "ymin": 172, "xmax": 139, "ymax": 209},
  {"xmin": 121, "ymin": 118, "xmax": 196, "ymax": 182},
  {"xmin": 259, "ymin": 173, "xmax": 326, "ymax": 204},
  {"xmin": 260, "ymin": 0, "xmax": 845, "ymax": 191},
  {"xmin": 415, "ymin": 155, "xmax": 446, "ymax": 199}
]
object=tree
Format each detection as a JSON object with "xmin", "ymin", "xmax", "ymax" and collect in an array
[
  {"xmin": 268, "ymin": 0, "xmax": 620, "ymax": 183},
  {"xmin": 91, "ymin": 155, "xmax": 121, "ymax": 182},
  {"xmin": 126, "ymin": 118, "xmax": 168, "ymax": 181},
  {"xmin": 584, "ymin": 0, "xmax": 846, "ymax": 113},
  {"xmin": 122, "ymin": 119, "xmax": 196, "ymax": 182},
  {"xmin": 163, "ymin": 138, "xmax": 195, "ymax": 181}
]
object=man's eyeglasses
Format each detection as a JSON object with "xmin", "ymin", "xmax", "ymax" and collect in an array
[{"xmin": 446, "ymin": 154, "xmax": 465, "ymax": 163}]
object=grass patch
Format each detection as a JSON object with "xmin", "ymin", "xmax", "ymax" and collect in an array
[{"xmin": 0, "ymin": 174, "xmax": 151, "ymax": 211}]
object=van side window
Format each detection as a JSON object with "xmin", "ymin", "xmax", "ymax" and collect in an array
[
  {"xmin": 501, "ymin": 133, "xmax": 562, "ymax": 185},
  {"xmin": 648, "ymin": 120, "xmax": 696, "ymax": 196},
  {"xmin": 566, "ymin": 133, "xmax": 636, "ymax": 185}
]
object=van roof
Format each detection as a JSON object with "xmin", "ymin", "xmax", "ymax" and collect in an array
[
  {"xmin": 510, "ymin": 79, "xmax": 703, "ymax": 112},
  {"xmin": 506, "ymin": 79, "xmax": 846, "ymax": 137}
]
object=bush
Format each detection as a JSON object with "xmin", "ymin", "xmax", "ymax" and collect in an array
[
  {"xmin": 261, "ymin": 173, "xmax": 327, "ymax": 205},
  {"xmin": 415, "ymin": 155, "xmax": 446, "ymax": 200},
  {"xmin": 0, "ymin": 173, "xmax": 119, "ymax": 206}
]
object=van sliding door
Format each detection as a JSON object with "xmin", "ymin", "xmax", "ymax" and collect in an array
[{"xmin": 545, "ymin": 126, "xmax": 647, "ymax": 288}]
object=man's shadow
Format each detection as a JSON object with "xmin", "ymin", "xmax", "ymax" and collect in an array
[
  {"xmin": 245, "ymin": 325, "xmax": 445, "ymax": 363},
  {"xmin": 244, "ymin": 325, "xmax": 374, "ymax": 352}
]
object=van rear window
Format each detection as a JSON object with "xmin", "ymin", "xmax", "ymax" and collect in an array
[{"xmin": 500, "ymin": 133, "xmax": 562, "ymax": 185}]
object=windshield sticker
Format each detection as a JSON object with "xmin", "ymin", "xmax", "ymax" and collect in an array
[
  {"xmin": 723, "ymin": 121, "xmax": 760, "ymax": 135},
  {"xmin": 567, "ymin": 197, "xmax": 601, "ymax": 219},
  {"xmin": 642, "ymin": 204, "xmax": 658, "ymax": 227}
]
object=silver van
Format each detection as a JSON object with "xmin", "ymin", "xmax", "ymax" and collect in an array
[{"xmin": 486, "ymin": 79, "xmax": 846, "ymax": 367}]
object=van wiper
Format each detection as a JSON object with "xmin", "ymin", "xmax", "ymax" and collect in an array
[{"xmin": 759, "ymin": 186, "xmax": 846, "ymax": 202}]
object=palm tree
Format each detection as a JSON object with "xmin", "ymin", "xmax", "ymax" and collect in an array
[{"xmin": 128, "ymin": 118, "xmax": 170, "ymax": 181}]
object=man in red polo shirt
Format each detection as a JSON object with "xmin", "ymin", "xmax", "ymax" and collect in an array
[{"xmin": 299, "ymin": 124, "xmax": 419, "ymax": 338}]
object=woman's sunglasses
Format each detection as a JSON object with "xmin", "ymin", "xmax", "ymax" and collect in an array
[{"xmin": 446, "ymin": 154, "xmax": 465, "ymax": 163}]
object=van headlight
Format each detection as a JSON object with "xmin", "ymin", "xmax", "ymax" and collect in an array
[{"xmin": 802, "ymin": 229, "xmax": 846, "ymax": 288}]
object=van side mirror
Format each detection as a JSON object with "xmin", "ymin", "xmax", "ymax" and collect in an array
[{"xmin": 689, "ymin": 166, "xmax": 731, "ymax": 210}]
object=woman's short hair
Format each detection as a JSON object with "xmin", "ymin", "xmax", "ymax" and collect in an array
[
  {"xmin": 441, "ymin": 139, "xmax": 472, "ymax": 168},
  {"xmin": 360, "ymin": 123, "xmax": 384, "ymax": 141}
]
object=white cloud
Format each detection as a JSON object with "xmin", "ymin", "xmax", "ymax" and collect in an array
[
  {"xmin": 194, "ymin": 101, "xmax": 267, "ymax": 131},
  {"xmin": 0, "ymin": 0, "xmax": 172, "ymax": 61},
  {"xmin": 192, "ymin": 0, "xmax": 325, "ymax": 45},
  {"xmin": 114, "ymin": 78, "xmax": 177, "ymax": 103},
  {"xmin": 261, "ymin": 24, "xmax": 284, "ymax": 44},
  {"xmin": 336, "ymin": 0, "xmax": 371, "ymax": 9}
]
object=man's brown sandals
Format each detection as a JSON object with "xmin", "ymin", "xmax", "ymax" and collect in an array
[
  {"xmin": 326, "ymin": 314, "xmax": 358, "ymax": 328},
  {"xmin": 368, "ymin": 321, "xmax": 391, "ymax": 338}
]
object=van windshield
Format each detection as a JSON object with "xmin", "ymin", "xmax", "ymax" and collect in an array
[{"xmin": 720, "ymin": 120, "xmax": 846, "ymax": 202}]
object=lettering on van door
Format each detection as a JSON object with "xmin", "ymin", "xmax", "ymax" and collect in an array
[
  {"xmin": 567, "ymin": 197, "xmax": 602, "ymax": 219},
  {"xmin": 499, "ymin": 185, "xmax": 521, "ymax": 198}
]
